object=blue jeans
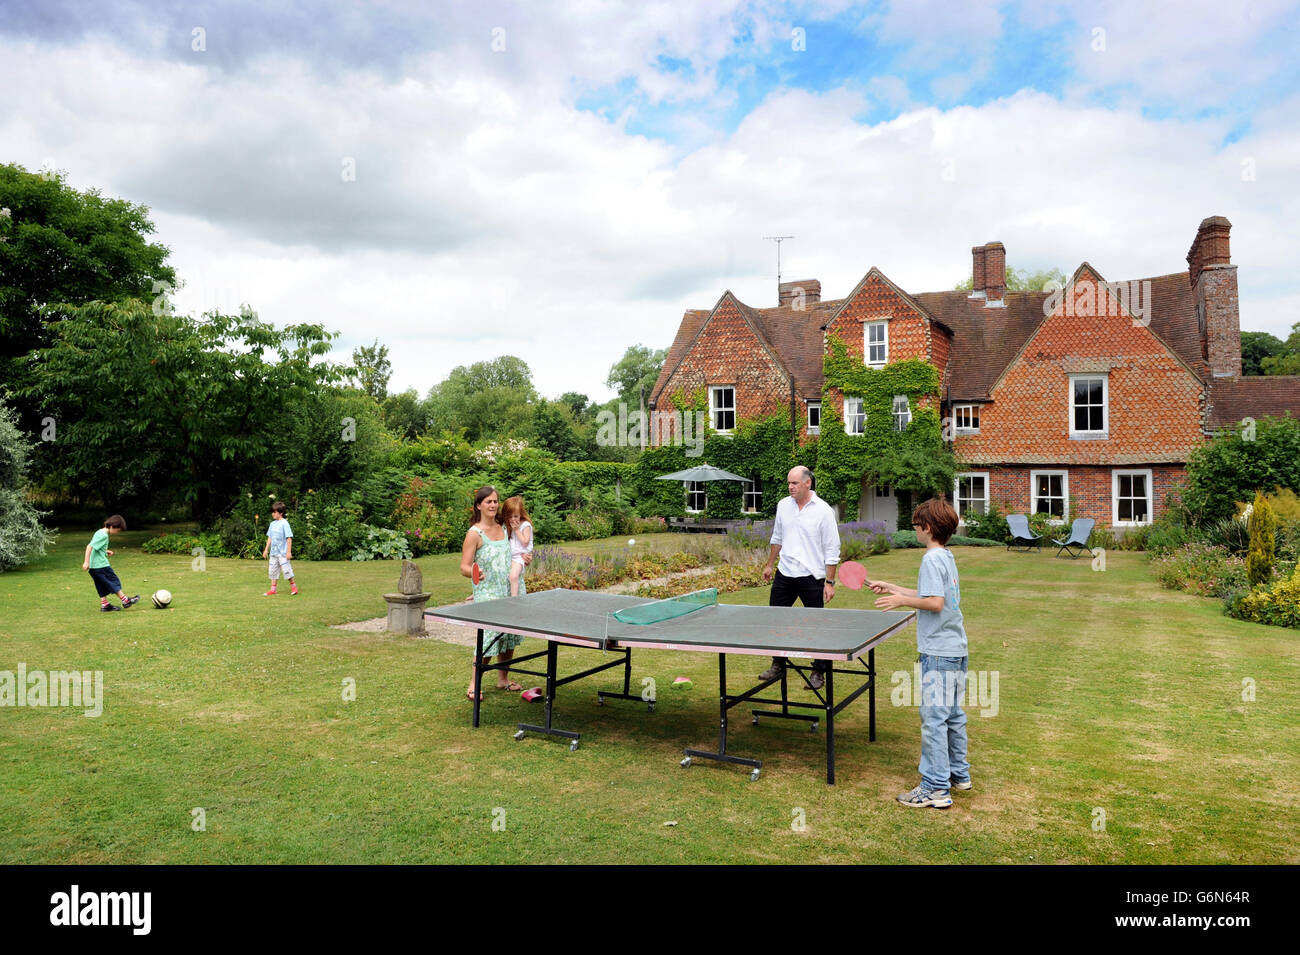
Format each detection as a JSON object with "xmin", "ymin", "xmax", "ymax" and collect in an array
[{"xmin": 918, "ymin": 653, "xmax": 969, "ymax": 791}]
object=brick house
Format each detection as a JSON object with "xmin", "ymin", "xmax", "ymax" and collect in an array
[{"xmin": 647, "ymin": 216, "xmax": 1300, "ymax": 532}]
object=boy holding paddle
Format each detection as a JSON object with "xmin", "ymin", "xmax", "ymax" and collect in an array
[{"xmin": 866, "ymin": 498, "xmax": 971, "ymax": 809}]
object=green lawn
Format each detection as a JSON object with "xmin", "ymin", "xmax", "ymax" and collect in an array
[{"xmin": 1, "ymin": 529, "xmax": 1296, "ymax": 863}]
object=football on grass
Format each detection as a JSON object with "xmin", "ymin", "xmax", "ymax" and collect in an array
[{"xmin": 151, "ymin": 589, "xmax": 172, "ymax": 609}]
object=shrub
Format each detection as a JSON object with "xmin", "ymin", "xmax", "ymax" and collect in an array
[
  {"xmin": 1151, "ymin": 542, "xmax": 1248, "ymax": 598},
  {"xmin": 141, "ymin": 533, "xmax": 200, "ymax": 555},
  {"xmin": 349, "ymin": 526, "xmax": 413, "ymax": 562},
  {"xmin": 1200, "ymin": 515, "xmax": 1250, "ymax": 554},
  {"xmin": 1245, "ymin": 491, "xmax": 1278, "ymax": 588},
  {"xmin": 960, "ymin": 501, "xmax": 1009, "ymax": 544},
  {"xmin": 1225, "ymin": 564, "xmax": 1300, "ymax": 628},
  {"xmin": 840, "ymin": 520, "xmax": 891, "ymax": 559},
  {"xmin": 0, "ymin": 401, "xmax": 56, "ymax": 571}
]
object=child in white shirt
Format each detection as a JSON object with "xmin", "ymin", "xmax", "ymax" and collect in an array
[{"xmin": 501, "ymin": 495, "xmax": 534, "ymax": 597}]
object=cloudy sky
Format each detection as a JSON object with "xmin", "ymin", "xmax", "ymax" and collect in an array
[{"xmin": 3, "ymin": 0, "xmax": 1298, "ymax": 402}]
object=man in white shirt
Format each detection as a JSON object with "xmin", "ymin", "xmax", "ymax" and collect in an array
[{"xmin": 760, "ymin": 466, "xmax": 841, "ymax": 690}]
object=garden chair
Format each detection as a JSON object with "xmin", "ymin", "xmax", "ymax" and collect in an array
[
  {"xmin": 1053, "ymin": 518, "xmax": 1095, "ymax": 559},
  {"xmin": 1005, "ymin": 514, "xmax": 1043, "ymax": 552}
]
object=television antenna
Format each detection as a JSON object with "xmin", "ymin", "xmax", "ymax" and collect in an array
[{"xmin": 763, "ymin": 235, "xmax": 795, "ymax": 286}]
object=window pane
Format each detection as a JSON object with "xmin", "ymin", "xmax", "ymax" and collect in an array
[
  {"xmin": 1119, "ymin": 498, "xmax": 1131, "ymax": 521},
  {"xmin": 1075, "ymin": 406, "xmax": 1089, "ymax": 431},
  {"xmin": 1074, "ymin": 380, "xmax": 1089, "ymax": 403},
  {"xmin": 1089, "ymin": 381, "xmax": 1103, "ymax": 404},
  {"xmin": 1119, "ymin": 475, "xmax": 1132, "ymax": 496},
  {"xmin": 1131, "ymin": 475, "xmax": 1146, "ymax": 497},
  {"xmin": 1089, "ymin": 406, "xmax": 1102, "ymax": 430},
  {"xmin": 1132, "ymin": 496, "xmax": 1148, "ymax": 521}
]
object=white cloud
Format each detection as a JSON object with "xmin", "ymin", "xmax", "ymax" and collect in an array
[{"xmin": 1, "ymin": 4, "xmax": 1298, "ymax": 409}]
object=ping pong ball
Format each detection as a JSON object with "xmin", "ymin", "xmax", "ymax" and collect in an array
[{"xmin": 628, "ymin": 538, "xmax": 636, "ymax": 546}]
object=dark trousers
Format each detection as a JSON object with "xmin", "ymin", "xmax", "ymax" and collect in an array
[{"xmin": 769, "ymin": 570, "xmax": 828, "ymax": 671}]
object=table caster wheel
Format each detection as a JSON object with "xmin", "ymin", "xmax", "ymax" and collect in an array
[
  {"xmin": 569, "ymin": 739, "xmax": 580, "ymax": 752},
  {"xmin": 596, "ymin": 696, "xmax": 605, "ymax": 706},
  {"xmin": 810, "ymin": 722, "xmax": 818, "ymax": 733},
  {"xmin": 680, "ymin": 756, "xmax": 692, "ymax": 768},
  {"xmin": 749, "ymin": 769, "xmax": 760, "ymax": 782},
  {"xmin": 513, "ymin": 730, "xmax": 526, "ymax": 741},
  {"xmin": 752, "ymin": 715, "xmax": 759, "ymax": 725},
  {"xmin": 647, "ymin": 702, "xmax": 655, "ymax": 712}
]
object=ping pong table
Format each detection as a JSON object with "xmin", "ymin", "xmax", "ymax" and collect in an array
[{"xmin": 425, "ymin": 588, "xmax": 914, "ymax": 784}]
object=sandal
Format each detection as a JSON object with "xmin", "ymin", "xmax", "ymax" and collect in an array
[
  {"xmin": 466, "ymin": 689, "xmax": 483, "ymax": 701},
  {"xmin": 497, "ymin": 680, "xmax": 523, "ymax": 692}
]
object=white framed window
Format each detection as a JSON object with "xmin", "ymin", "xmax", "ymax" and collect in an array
[
  {"xmin": 892, "ymin": 394, "xmax": 911, "ymax": 431},
  {"xmin": 1112, "ymin": 469, "xmax": 1153, "ymax": 526},
  {"xmin": 685, "ymin": 480, "xmax": 707, "ymax": 514},
  {"xmin": 709, "ymin": 386, "xmax": 736, "ymax": 433},
  {"xmin": 876, "ymin": 484, "xmax": 892, "ymax": 498},
  {"xmin": 1070, "ymin": 374, "xmax": 1108, "ymax": 437},
  {"xmin": 742, "ymin": 477, "xmax": 762, "ymax": 514},
  {"xmin": 954, "ymin": 472, "xmax": 989, "ymax": 520},
  {"xmin": 843, "ymin": 397, "xmax": 865, "ymax": 436},
  {"xmin": 953, "ymin": 404, "xmax": 980, "ymax": 432},
  {"xmin": 1030, "ymin": 470, "xmax": 1069, "ymax": 521},
  {"xmin": 865, "ymin": 321, "xmax": 888, "ymax": 366},
  {"xmin": 806, "ymin": 401, "xmax": 821, "ymax": 435}
]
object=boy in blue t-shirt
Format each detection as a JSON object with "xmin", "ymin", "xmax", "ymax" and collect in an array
[
  {"xmin": 261, "ymin": 502, "xmax": 298, "ymax": 596},
  {"xmin": 82, "ymin": 514, "xmax": 140, "ymax": 612},
  {"xmin": 868, "ymin": 497, "xmax": 971, "ymax": 809}
]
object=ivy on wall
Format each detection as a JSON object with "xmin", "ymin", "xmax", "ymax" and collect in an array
[
  {"xmin": 636, "ymin": 335, "xmax": 955, "ymax": 519},
  {"xmin": 816, "ymin": 334, "xmax": 956, "ymax": 512},
  {"xmin": 630, "ymin": 410, "xmax": 810, "ymax": 520}
]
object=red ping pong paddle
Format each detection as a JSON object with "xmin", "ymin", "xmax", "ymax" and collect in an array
[
  {"xmin": 837, "ymin": 560, "xmax": 868, "ymax": 590},
  {"xmin": 471, "ymin": 562, "xmax": 483, "ymax": 585}
]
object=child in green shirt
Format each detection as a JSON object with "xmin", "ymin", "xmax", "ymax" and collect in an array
[{"xmin": 83, "ymin": 515, "xmax": 140, "ymax": 612}]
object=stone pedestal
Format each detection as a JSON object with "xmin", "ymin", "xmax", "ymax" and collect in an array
[{"xmin": 384, "ymin": 591, "xmax": 431, "ymax": 635}]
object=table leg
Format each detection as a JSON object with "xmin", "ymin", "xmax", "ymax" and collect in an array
[
  {"xmin": 682, "ymin": 653, "xmax": 762, "ymax": 780},
  {"xmin": 472, "ymin": 629, "xmax": 484, "ymax": 728},
  {"xmin": 868, "ymin": 648, "xmax": 876, "ymax": 742},
  {"xmin": 825, "ymin": 663, "xmax": 836, "ymax": 785}
]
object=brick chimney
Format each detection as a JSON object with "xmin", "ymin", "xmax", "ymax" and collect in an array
[
  {"xmin": 1187, "ymin": 216, "xmax": 1240, "ymax": 378},
  {"xmin": 983, "ymin": 241, "xmax": 1006, "ymax": 305},
  {"xmin": 779, "ymin": 279, "xmax": 821, "ymax": 310},
  {"xmin": 968, "ymin": 246, "xmax": 987, "ymax": 300}
]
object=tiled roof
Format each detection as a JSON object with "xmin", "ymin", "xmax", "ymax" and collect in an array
[
  {"xmin": 911, "ymin": 290, "xmax": 1049, "ymax": 400},
  {"xmin": 913, "ymin": 271, "xmax": 1208, "ymax": 401},
  {"xmin": 1206, "ymin": 376, "xmax": 1300, "ymax": 429},
  {"xmin": 746, "ymin": 299, "xmax": 841, "ymax": 396},
  {"xmin": 659, "ymin": 268, "xmax": 1229, "ymax": 406},
  {"xmin": 647, "ymin": 308, "xmax": 710, "ymax": 406}
]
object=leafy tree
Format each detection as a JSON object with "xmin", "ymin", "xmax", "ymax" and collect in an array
[
  {"xmin": 424, "ymin": 356, "xmax": 537, "ymax": 443},
  {"xmin": 1261, "ymin": 321, "xmax": 1300, "ymax": 376},
  {"xmin": 0, "ymin": 163, "xmax": 175, "ymax": 365},
  {"xmin": 1185, "ymin": 416, "xmax": 1300, "ymax": 522},
  {"xmin": 557, "ymin": 391, "xmax": 591, "ymax": 418},
  {"xmin": 528, "ymin": 399, "xmax": 585, "ymax": 460},
  {"xmin": 954, "ymin": 266, "xmax": 1066, "ymax": 293},
  {"xmin": 605, "ymin": 345, "xmax": 666, "ymax": 406},
  {"xmin": 0, "ymin": 398, "xmax": 56, "ymax": 570},
  {"xmin": 350, "ymin": 338, "xmax": 392, "ymax": 399},
  {"xmin": 381, "ymin": 388, "xmax": 429, "ymax": 440},
  {"xmin": 23, "ymin": 300, "xmax": 342, "ymax": 522},
  {"xmin": 1241, "ymin": 330, "xmax": 1285, "ymax": 376}
]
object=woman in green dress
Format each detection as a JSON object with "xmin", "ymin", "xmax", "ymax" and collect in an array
[{"xmin": 461, "ymin": 486, "xmax": 527, "ymax": 700}]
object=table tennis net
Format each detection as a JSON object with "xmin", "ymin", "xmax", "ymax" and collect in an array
[{"xmin": 611, "ymin": 588, "xmax": 718, "ymax": 626}]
